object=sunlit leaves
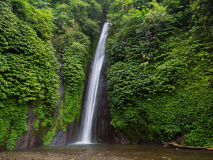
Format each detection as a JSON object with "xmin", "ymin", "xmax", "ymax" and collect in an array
[
  {"xmin": 0, "ymin": 1, "xmax": 59, "ymax": 149},
  {"xmin": 11, "ymin": 0, "xmax": 54, "ymax": 40},
  {"xmin": 106, "ymin": 0, "xmax": 213, "ymax": 146}
]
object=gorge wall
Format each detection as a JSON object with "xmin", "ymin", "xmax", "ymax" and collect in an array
[
  {"xmin": 91, "ymin": 55, "xmax": 132, "ymax": 144},
  {"xmin": 0, "ymin": 0, "xmax": 112, "ymax": 150}
]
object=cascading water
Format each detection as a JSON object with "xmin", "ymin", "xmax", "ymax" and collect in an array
[{"xmin": 76, "ymin": 23, "xmax": 109, "ymax": 144}]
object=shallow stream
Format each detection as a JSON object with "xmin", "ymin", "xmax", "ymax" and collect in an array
[{"xmin": 13, "ymin": 144, "xmax": 213, "ymax": 160}]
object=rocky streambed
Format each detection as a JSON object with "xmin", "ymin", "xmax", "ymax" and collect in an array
[
  {"xmin": 0, "ymin": 151, "xmax": 129, "ymax": 160},
  {"xmin": 1, "ymin": 144, "xmax": 213, "ymax": 160}
]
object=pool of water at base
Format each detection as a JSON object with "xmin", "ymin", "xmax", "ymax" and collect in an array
[{"xmin": 19, "ymin": 144, "xmax": 213, "ymax": 160}]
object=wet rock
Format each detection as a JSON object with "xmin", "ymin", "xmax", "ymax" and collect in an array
[
  {"xmin": 91, "ymin": 55, "xmax": 132, "ymax": 144},
  {"xmin": 49, "ymin": 121, "xmax": 76, "ymax": 145},
  {"xmin": 15, "ymin": 107, "xmax": 40, "ymax": 149}
]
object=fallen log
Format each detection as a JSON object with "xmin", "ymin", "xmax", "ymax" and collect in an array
[
  {"xmin": 163, "ymin": 141, "xmax": 213, "ymax": 151},
  {"xmin": 206, "ymin": 147, "xmax": 213, "ymax": 151}
]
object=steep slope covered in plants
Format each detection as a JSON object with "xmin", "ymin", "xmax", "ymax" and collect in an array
[
  {"xmin": 0, "ymin": 0, "xmax": 59, "ymax": 150},
  {"xmin": 106, "ymin": 0, "xmax": 213, "ymax": 146},
  {"xmin": 0, "ymin": 0, "xmax": 107, "ymax": 150}
]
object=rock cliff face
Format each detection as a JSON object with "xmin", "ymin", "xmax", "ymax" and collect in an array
[
  {"xmin": 90, "ymin": 55, "xmax": 132, "ymax": 144},
  {"xmin": 48, "ymin": 61, "xmax": 77, "ymax": 146},
  {"xmin": 71, "ymin": 54, "xmax": 132, "ymax": 144},
  {"xmin": 14, "ymin": 106, "xmax": 37, "ymax": 149},
  {"xmin": 14, "ymin": 106, "xmax": 44, "ymax": 149},
  {"xmin": 13, "ymin": 45, "xmax": 131, "ymax": 150},
  {"xmin": 14, "ymin": 55, "xmax": 77, "ymax": 148},
  {"xmin": 49, "ymin": 121, "xmax": 76, "ymax": 145}
]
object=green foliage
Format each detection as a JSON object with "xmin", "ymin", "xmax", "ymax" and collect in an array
[
  {"xmin": 63, "ymin": 85, "xmax": 83, "ymax": 127},
  {"xmin": 43, "ymin": 125, "xmax": 56, "ymax": 146},
  {"xmin": 43, "ymin": 99, "xmax": 64, "ymax": 145},
  {"xmin": 0, "ymin": 100, "xmax": 28, "ymax": 150},
  {"xmin": 59, "ymin": 31, "xmax": 90, "ymax": 124},
  {"xmin": 106, "ymin": 0, "xmax": 213, "ymax": 146},
  {"xmin": 32, "ymin": 0, "xmax": 50, "ymax": 9},
  {"xmin": 146, "ymin": 0, "xmax": 172, "ymax": 23},
  {"xmin": 0, "ymin": 0, "xmax": 108, "ymax": 150},
  {"xmin": 135, "ymin": 8, "xmax": 147, "ymax": 22},
  {"xmin": 83, "ymin": 0, "xmax": 103, "ymax": 21},
  {"xmin": 53, "ymin": 3, "xmax": 74, "ymax": 31},
  {"xmin": 190, "ymin": 0, "xmax": 213, "ymax": 41},
  {"xmin": 33, "ymin": 119, "xmax": 39, "ymax": 131},
  {"xmin": 42, "ymin": 1, "xmax": 95, "ymax": 143},
  {"xmin": 0, "ymin": 1, "xmax": 59, "ymax": 149},
  {"xmin": 82, "ymin": 18, "xmax": 100, "ymax": 38},
  {"xmin": 69, "ymin": 0, "xmax": 88, "ymax": 25},
  {"xmin": 11, "ymin": 0, "xmax": 55, "ymax": 40},
  {"xmin": 42, "ymin": 0, "xmax": 108, "ymax": 145},
  {"xmin": 53, "ymin": 0, "xmax": 100, "ymax": 37}
]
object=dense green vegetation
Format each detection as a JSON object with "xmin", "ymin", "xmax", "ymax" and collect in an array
[
  {"xmin": 106, "ymin": 0, "xmax": 213, "ymax": 146},
  {"xmin": 0, "ymin": 0, "xmax": 212, "ymax": 150},
  {"xmin": 0, "ymin": 0, "xmax": 107, "ymax": 150},
  {"xmin": 0, "ymin": 0, "xmax": 59, "ymax": 150}
]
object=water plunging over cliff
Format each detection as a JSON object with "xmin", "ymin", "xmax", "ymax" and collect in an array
[{"xmin": 76, "ymin": 23, "xmax": 109, "ymax": 144}]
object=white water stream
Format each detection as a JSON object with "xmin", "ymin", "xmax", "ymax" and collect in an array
[{"xmin": 76, "ymin": 23, "xmax": 109, "ymax": 144}]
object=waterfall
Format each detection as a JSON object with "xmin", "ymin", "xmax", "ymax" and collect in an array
[{"xmin": 76, "ymin": 23, "xmax": 109, "ymax": 144}]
